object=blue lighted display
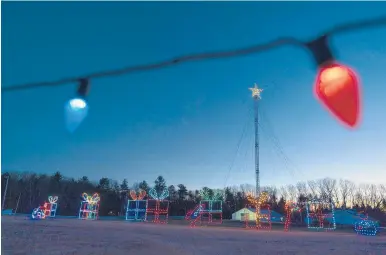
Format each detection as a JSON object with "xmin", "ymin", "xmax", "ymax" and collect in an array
[{"xmin": 354, "ymin": 219, "xmax": 378, "ymax": 236}]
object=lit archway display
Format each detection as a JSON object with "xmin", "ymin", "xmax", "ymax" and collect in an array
[
  {"xmin": 305, "ymin": 199, "xmax": 336, "ymax": 231},
  {"xmin": 126, "ymin": 189, "xmax": 147, "ymax": 221},
  {"xmin": 78, "ymin": 193, "xmax": 100, "ymax": 220},
  {"xmin": 145, "ymin": 188, "xmax": 169, "ymax": 224}
]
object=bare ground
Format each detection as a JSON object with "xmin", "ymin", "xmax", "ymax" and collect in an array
[{"xmin": 1, "ymin": 216, "xmax": 386, "ymax": 255}]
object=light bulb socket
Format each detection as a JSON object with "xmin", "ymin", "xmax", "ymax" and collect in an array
[
  {"xmin": 306, "ymin": 35, "xmax": 335, "ymax": 67},
  {"xmin": 77, "ymin": 78, "xmax": 90, "ymax": 98}
]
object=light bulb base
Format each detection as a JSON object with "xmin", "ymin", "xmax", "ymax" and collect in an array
[{"xmin": 307, "ymin": 36, "xmax": 335, "ymax": 67}]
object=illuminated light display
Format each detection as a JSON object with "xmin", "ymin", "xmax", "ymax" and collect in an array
[
  {"xmin": 31, "ymin": 196, "xmax": 59, "ymax": 220},
  {"xmin": 284, "ymin": 202, "xmax": 302, "ymax": 232},
  {"xmin": 43, "ymin": 196, "xmax": 59, "ymax": 218},
  {"xmin": 185, "ymin": 204, "xmax": 205, "ymax": 227},
  {"xmin": 305, "ymin": 199, "xmax": 336, "ymax": 231},
  {"xmin": 198, "ymin": 189, "xmax": 223, "ymax": 225},
  {"xmin": 149, "ymin": 188, "xmax": 169, "ymax": 201},
  {"xmin": 314, "ymin": 63, "xmax": 361, "ymax": 128},
  {"xmin": 354, "ymin": 213, "xmax": 378, "ymax": 236},
  {"xmin": 245, "ymin": 192, "xmax": 271, "ymax": 230},
  {"xmin": 354, "ymin": 220, "xmax": 378, "ymax": 236},
  {"xmin": 307, "ymin": 35, "xmax": 361, "ymax": 129},
  {"xmin": 31, "ymin": 207, "xmax": 46, "ymax": 220},
  {"xmin": 78, "ymin": 192, "xmax": 100, "ymax": 220},
  {"xmin": 145, "ymin": 188, "xmax": 169, "ymax": 224},
  {"xmin": 284, "ymin": 202, "xmax": 295, "ymax": 231},
  {"xmin": 126, "ymin": 189, "xmax": 147, "ymax": 221},
  {"xmin": 130, "ymin": 189, "xmax": 146, "ymax": 200}
]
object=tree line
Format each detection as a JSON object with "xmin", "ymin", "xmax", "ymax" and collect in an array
[{"xmin": 1, "ymin": 171, "xmax": 385, "ymax": 222}]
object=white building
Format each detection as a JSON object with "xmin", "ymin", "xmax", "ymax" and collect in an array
[{"xmin": 231, "ymin": 207, "xmax": 283, "ymax": 222}]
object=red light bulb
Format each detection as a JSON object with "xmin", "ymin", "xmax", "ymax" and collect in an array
[{"xmin": 314, "ymin": 62, "xmax": 361, "ymax": 128}]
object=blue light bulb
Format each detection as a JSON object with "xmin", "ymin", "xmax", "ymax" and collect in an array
[{"xmin": 65, "ymin": 97, "xmax": 89, "ymax": 132}]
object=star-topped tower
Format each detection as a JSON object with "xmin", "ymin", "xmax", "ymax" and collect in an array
[
  {"xmin": 249, "ymin": 83, "xmax": 263, "ymax": 99},
  {"xmin": 249, "ymin": 83, "xmax": 262, "ymax": 199}
]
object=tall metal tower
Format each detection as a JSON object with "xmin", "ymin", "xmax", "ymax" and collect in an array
[{"xmin": 248, "ymin": 84, "xmax": 263, "ymax": 198}]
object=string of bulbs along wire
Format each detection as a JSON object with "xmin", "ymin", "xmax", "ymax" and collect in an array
[
  {"xmin": 2, "ymin": 16, "xmax": 386, "ymax": 128},
  {"xmin": 2, "ymin": 16, "xmax": 386, "ymax": 93}
]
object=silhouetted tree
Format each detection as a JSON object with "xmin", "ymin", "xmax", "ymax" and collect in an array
[
  {"xmin": 177, "ymin": 184, "xmax": 188, "ymax": 200},
  {"xmin": 154, "ymin": 176, "xmax": 166, "ymax": 196},
  {"xmin": 139, "ymin": 180, "xmax": 149, "ymax": 194},
  {"xmin": 168, "ymin": 185, "xmax": 178, "ymax": 201},
  {"xmin": 120, "ymin": 179, "xmax": 129, "ymax": 191}
]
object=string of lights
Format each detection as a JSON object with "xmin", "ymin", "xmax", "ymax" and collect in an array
[
  {"xmin": 78, "ymin": 192, "xmax": 100, "ymax": 220},
  {"xmin": 146, "ymin": 187, "xmax": 169, "ymax": 224},
  {"xmin": 44, "ymin": 196, "xmax": 59, "ymax": 218},
  {"xmin": 2, "ymin": 16, "xmax": 386, "ymax": 94},
  {"xmin": 305, "ymin": 200, "xmax": 337, "ymax": 231},
  {"xmin": 245, "ymin": 191, "xmax": 271, "ymax": 230},
  {"xmin": 126, "ymin": 189, "xmax": 147, "ymax": 221}
]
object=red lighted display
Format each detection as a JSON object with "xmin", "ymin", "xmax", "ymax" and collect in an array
[{"xmin": 314, "ymin": 63, "xmax": 361, "ymax": 128}]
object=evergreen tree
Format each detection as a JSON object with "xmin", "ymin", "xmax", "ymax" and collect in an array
[
  {"xmin": 120, "ymin": 179, "xmax": 129, "ymax": 190},
  {"xmin": 177, "ymin": 184, "xmax": 188, "ymax": 200},
  {"xmin": 98, "ymin": 177, "xmax": 110, "ymax": 190},
  {"xmin": 154, "ymin": 176, "xmax": 167, "ymax": 196},
  {"xmin": 168, "ymin": 185, "xmax": 178, "ymax": 201},
  {"xmin": 138, "ymin": 180, "xmax": 149, "ymax": 193},
  {"xmin": 277, "ymin": 196, "xmax": 286, "ymax": 214}
]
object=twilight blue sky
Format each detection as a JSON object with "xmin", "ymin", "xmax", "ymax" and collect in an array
[{"xmin": 2, "ymin": 2, "xmax": 386, "ymax": 190}]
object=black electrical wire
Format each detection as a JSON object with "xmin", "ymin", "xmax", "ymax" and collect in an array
[
  {"xmin": 239, "ymin": 124, "xmax": 253, "ymax": 174},
  {"xmin": 223, "ymin": 105, "xmax": 253, "ymax": 188},
  {"xmin": 260, "ymin": 120, "xmax": 300, "ymax": 178},
  {"xmin": 2, "ymin": 16, "xmax": 386, "ymax": 93},
  {"xmin": 258, "ymin": 107, "xmax": 304, "ymax": 180},
  {"xmin": 258, "ymin": 122, "xmax": 297, "ymax": 179}
]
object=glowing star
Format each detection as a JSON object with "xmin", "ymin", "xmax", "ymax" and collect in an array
[
  {"xmin": 249, "ymin": 83, "xmax": 263, "ymax": 99},
  {"xmin": 314, "ymin": 63, "xmax": 361, "ymax": 128}
]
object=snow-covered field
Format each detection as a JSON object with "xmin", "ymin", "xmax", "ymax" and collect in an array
[{"xmin": 1, "ymin": 216, "xmax": 386, "ymax": 255}]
